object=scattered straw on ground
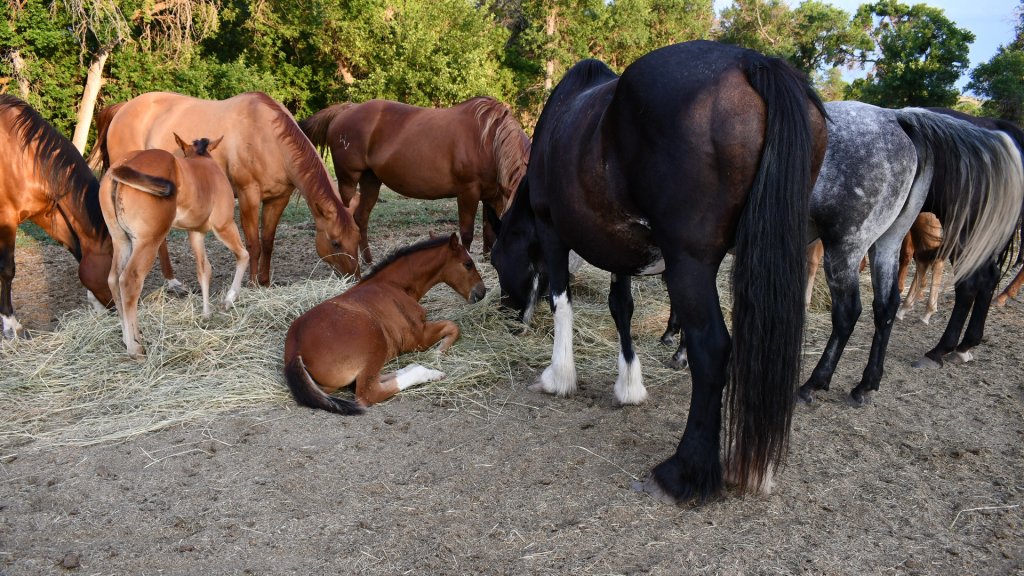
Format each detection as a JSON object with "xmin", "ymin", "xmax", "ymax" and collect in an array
[{"xmin": 0, "ymin": 253, "xmax": 853, "ymax": 450}]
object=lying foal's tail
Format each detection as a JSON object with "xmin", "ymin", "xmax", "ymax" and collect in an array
[
  {"xmin": 897, "ymin": 110, "xmax": 1024, "ymax": 283},
  {"xmin": 298, "ymin": 102, "xmax": 356, "ymax": 149},
  {"xmin": 110, "ymin": 165, "xmax": 176, "ymax": 197},
  {"xmin": 284, "ymin": 355, "xmax": 365, "ymax": 415},
  {"xmin": 726, "ymin": 54, "xmax": 823, "ymax": 493}
]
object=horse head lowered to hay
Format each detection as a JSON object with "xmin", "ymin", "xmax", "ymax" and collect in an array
[
  {"xmin": 0, "ymin": 95, "xmax": 113, "ymax": 338},
  {"xmin": 299, "ymin": 96, "xmax": 531, "ymax": 262},
  {"xmin": 89, "ymin": 91, "xmax": 361, "ymax": 285},
  {"xmin": 100, "ymin": 135, "xmax": 249, "ymax": 359},
  {"xmin": 491, "ymin": 41, "xmax": 828, "ymax": 503},
  {"xmin": 284, "ymin": 233, "xmax": 486, "ymax": 414}
]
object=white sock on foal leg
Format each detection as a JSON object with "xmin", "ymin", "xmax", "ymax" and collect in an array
[{"xmin": 395, "ymin": 364, "xmax": 446, "ymax": 391}]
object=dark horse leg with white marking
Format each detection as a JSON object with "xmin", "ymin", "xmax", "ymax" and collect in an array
[
  {"xmin": 916, "ymin": 262, "xmax": 1000, "ymax": 367},
  {"xmin": 659, "ymin": 304, "xmax": 688, "ymax": 370},
  {"xmin": 0, "ymin": 227, "xmax": 27, "ymax": 338},
  {"xmin": 609, "ymin": 274, "xmax": 648, "ymax": 404}
]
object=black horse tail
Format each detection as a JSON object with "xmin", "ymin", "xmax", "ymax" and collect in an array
[
  {"xmin": 726, "ymin": 55, "xmax": 821, "ymax": 493},
  {"xmin": 298, "ymin": 102, "xmax": 355, "ymax": 150},
  {"xmin": 284, "ymin": 355, "xmax": 365, "ymax": 415},
  {"xmin": 897, "ymin": 110, "xmax": 1024, "ymax": 284}
]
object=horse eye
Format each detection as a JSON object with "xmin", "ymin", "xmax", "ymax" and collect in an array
[{"xmin": 464, "ymin": 261, "xmax": 474, "ymax": 270}]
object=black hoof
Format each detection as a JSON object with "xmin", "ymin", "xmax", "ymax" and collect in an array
[
  {"xmin": 797, "ymin": 384, "xmax": 817, "ymax": 403},
  {"xmin": 911, "ymin": 356, "xmax": 942, "ymax": 369},
  {"xmin": 666, "ymin": 353, "xmax": 688, "ymax": 371},
  {"xmin": 848, "ymin": 388, "xmax": 870, "ymax": 406},
  {"xmin": 659, "ymin": 332, "xmax": 677, "ymax": 347}
]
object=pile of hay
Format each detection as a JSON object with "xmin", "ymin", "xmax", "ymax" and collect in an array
[{"xmin": 0, "ymin": 261, "xmax": 692, "ymax": 448}]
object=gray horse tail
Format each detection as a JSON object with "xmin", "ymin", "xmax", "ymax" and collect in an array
[{"xmin": 897, "ymin": 109, "xmax": 1024, "ymax": 283}]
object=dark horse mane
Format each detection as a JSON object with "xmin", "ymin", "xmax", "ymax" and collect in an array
[
  {"xmin": 360, "ymin": 235, "xmax": 452, "ymax": 283},
  {"xmin": 0, "ymin": 95, "xmax": 107, "ymax": 252},
  {"xmin": 248, "ymin": 92, "xmax": 340, "ymax": 208}
]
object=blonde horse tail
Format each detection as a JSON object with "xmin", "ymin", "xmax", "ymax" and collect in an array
[
  {"xmin": 110, "ymin": 165, "xmax": 176, "ymax": 197},
  {"xmin": 284, "ymin": 355, "xmax": 364, "ymax": 415},
  {"xmin": 298, "ymin": 102, "xmax": 355, "ymax": 149},
  {"xmin": 897, "ymin": 109, "xmax": 1024, "ymax": 283},
  {"xmin": 86, "ymin": 101, "xmax": 126, "ymax": 172}
]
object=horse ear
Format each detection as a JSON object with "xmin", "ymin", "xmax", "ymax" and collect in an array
[
  {"xmin": 448, "ymin": 232, "xmax": 460, "ymax": 250},
  {"xmin": 173, "ymin": 133, "xmax": 190, "ymax": 154},
  {"xmin": 207, "ymin": 135, "xmax": 224, "ymax": 152}
]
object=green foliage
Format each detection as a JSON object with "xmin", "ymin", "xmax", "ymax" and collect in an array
[
  {"xmin": 718, "ymin": 0, "xmax": 869, "ymax": 74},
  {"xmin": 968, "ymin": 1, "xmax": 1024, "ymax": 123},
  {"xmin": 847, "ymin": 0, "xmax": 974, "ymax": 108}
]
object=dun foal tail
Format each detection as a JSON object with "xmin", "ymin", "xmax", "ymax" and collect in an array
[
  {"xmin": 86, "ymin": 101, "xmax": 126, "ymax": 171},
  {"xmin": 298, "ymin": 102, "xmax": 356, "ymax": 149},
  {"xmin": 284, "ymin": 355, "xmax": 365, "ymax": 415},
  {"xmin": 897, "ymin": 110, "xmax": 1024, "ymax": 283},
  {"xmin": 110, "ymin": 165, "xmax": 176, "ymax": 197},
  {"xmin": 726, "ymin": 55, "xmax": 822, "ymax": 492}
]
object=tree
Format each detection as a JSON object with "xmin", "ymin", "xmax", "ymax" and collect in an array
[
  {"xmin": 968, "ymin": 0, "xmax": 1024, "ymax": 123},
  {"xmin": 847, "ymin": 1, "xmax": 974, "ymax": 108}
]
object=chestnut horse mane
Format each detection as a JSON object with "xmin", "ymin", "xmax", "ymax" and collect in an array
[
  {"xmin": 0, "ymin": 95, "xmax": 107, "ymax": 246},
  {"xmin": 360, "ymin": 235, "xmax": 452, "ymax": 283},
  {"xmin": 248, "ymin": 92, "xmax": 341, "ymax": 209},
  {"xmin": 465, "ymin": 97, "xmax": 530, "ymax": 200}
]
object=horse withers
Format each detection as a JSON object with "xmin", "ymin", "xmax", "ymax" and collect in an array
[
  {"xmin": 284, "ymin": 233, "xmax": 486, "ymax": 414},
  {"xmin": 491, "ymin": 41, "xmax": 827, "ymax": 503},
  {"xmin": 0, "ymin": 95, "xmax": 113, "ymax": 338},
  {"xmin": 300, "ymin": 97, "xmax": 530, "ymax": 262},
  {"xmin": 100, "ymin": 135, "xmax": 249, "ymax": 359}
]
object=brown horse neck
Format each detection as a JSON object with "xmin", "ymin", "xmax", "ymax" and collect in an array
[{"xmin": 366, "ymin": 244, "xmax": 452, "ymax": 301}]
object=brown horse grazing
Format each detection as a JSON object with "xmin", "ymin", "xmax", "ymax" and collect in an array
[
  {"xmin": 0, "ymin": 95, "xmax": 113, "ymax": 338},
  {"xmin": 896, "ymin": 212, "xmax": 945, "ymax": 323},
  {"xmin": 88, "ymin": 91, "xmax": 361, "ymax": 285},
  {"xmin": 100, "ymin": 135, "xmax": 249, "ymax": 359},
  {"xmin": 299, "ymin": 97, "xmax": 530, "ymax": 262},
  {"xmin": 283, "ymin": 233, "xmax": 486, "ymax": 414}
]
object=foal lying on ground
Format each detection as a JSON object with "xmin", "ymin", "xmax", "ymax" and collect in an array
[
  {"xmin": 283, "ymin": 233, "xmax": 486, "ymax": 414},
  {"xmin": 100, "ymin": 135, "xmax": 248, "ymax": 359}
]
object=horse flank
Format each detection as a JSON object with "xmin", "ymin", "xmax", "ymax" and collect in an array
[
  {"xmin": 899, "ymin": 109, "xmax": 1024, "ymax": 283},
  {"xmin": 0, "ymin": 95, "xmax": 106, "ymax": 245},
  {"xmin": 248, "ymin": 92, "xmax": 343, "ymax": 210}
]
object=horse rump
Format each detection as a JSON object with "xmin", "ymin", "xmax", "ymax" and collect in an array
[{"xmin": 283, "ymin": 355, "xmax": 364, "ymax": 415}]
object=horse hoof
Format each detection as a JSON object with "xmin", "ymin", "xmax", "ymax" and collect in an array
[
  {"xmin": 666, "ymin": 356, "xmax": 688, "ymax": 371},
  {"xmin": 631, "ymin": 477, "xmax": 678, "ymax": 505},
  {"xmin": 848, "ymin": 389, "xmax": 870, "ymax": 406},
  {"xmin": 165, "ymin": 279, "xmax": 189, "ymax": 297},
  {"xmin": 911, "ymin": 356, "xmax": 942, "ymax": 369},
  {"xmin": 660, "ymin": 333, "xmax": 677, "ymax": 347},
  {"xmin": 797, "ymin": 385, "xmax": 816, "ymax": 403},
  {"xmin": 946, "ymin": 350, "xmax": 973, "ymax": 365},
  {"xmin": 994, "ymin": 295, "xmax": 1008, "ymax": 307}
]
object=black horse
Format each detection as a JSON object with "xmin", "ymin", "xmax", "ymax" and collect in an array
[{"xmin": 490, "ymin": 41, "xmax": 827, "ymax": 503}]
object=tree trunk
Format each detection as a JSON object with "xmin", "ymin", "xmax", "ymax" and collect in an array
[
  {"xmin": 544, "ymin": 9, "xmax": 557, "ymax": 91},
  {"xmin": 72, "ymin": 47, "xmax": 111, "ymax": 154},
  {"xmin": 10, "ymin": 50, "xmax": 30, "ymax": 99}
]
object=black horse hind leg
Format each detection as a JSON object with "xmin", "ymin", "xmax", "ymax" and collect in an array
[
  {"xmin": 609, "ymin": 274, "xmax": 648, "ymax": 404},
  {"xmin": 915, "ymin": 265, "xmax": 992, "ymax": 368},
  {"xmin": 950, "ymin": 262, "xmax": 999, "ymax": 364},
  {"xmin": 644, "ymin": 259, "xmax": 728, "ymax": 502}
]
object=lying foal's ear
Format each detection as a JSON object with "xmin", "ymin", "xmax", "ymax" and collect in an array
[{"xmin": 448, "ymin": 232, "xmax": 460, "ymax": 250}]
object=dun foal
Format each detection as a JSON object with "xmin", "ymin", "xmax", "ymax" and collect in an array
[
  {"xmin": 284, "ymin": 234, "xmax": 486, "ymax": 414},
  {"xmin": 100, "ymin": 135, "xmax": 248, "ymax": 358}
]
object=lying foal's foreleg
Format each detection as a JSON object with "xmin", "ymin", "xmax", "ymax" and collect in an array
[{"xmin": 417, "ymin": 319, "xmax": 461, "ymax": 353}]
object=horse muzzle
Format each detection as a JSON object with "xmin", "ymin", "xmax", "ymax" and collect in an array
[{"xmin": 469, "ymin": 282, "xmax": 486, "ymax": 304}]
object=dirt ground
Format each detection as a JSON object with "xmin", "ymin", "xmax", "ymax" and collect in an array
[{"xmin": 1, "ymin": 199, "xmax": 1023, "ymax": 575}]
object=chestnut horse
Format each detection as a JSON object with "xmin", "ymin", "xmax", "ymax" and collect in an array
[
  {"xmin": 491, "ymin": 41, "xmax": 827, "ymax": 502},
  {"xmin": 100, "ymin": 135, "xmax": 249, "ymax": 359},
  {"xmin": 283, "ymin": 233, "xmax": 486, "ymax": 414},
  {"xmin": 0, "ymin": 95, "xmax": 112, "ymax": 337},
  {"xmin": 88, "ymin": 91, "xmax": 361, "ymax": 285},
  {"xmin": 896, "ymin": 212, "xmax": 944, "ymax": 324},
  {"xmin": 299, "ymin": 97, "xmax": 530, "ymax": 262}
]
